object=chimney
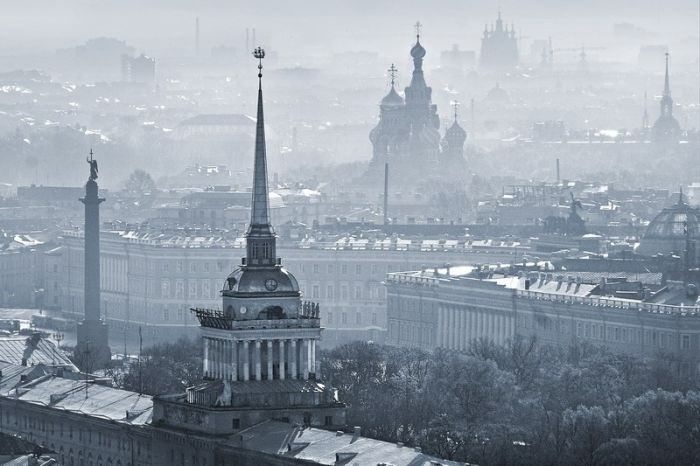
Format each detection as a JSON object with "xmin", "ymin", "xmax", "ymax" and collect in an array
[
  {"xmin": 353, "ymin": 426, "xmax": 361, "ymax": 437},
  {"xmin": 383, "ymin": 163, "xmax": 389, "ymax": 226},
  {"xmin": 21, "ymin": 358, "xmax": 27, "ymax": 367},
  {"xmin": 525, "ymin": 278, "xmax": 530, "ymax": 290}
]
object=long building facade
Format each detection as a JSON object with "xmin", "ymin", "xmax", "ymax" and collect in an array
[
  {"xmin": 386, "ymin": 269, "xmax": 700, "ymax": 369},
  {"xmin": 49, "ymin": 231, "xmax": 522, "ymax": 348}
]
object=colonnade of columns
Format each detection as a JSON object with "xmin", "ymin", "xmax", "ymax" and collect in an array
[
  {"xmin": 203, "ymin": 337, "xmax": 317, "ymax": 382},
  {"xmin": 436, "ymin": 306, "xmax": 514, "ymax": 349}
]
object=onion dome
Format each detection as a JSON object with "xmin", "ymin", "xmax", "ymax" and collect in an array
[
  {"xmin": 381, "ymin": 85, "xmax": 404, "ymax": 107},
  {"xmin": 445, "ymin": 120, "xmax": 467, "ymax": 141},
  {"xmin": 411, "ymin": 39, "xmax": 426, "ymax": 59}
]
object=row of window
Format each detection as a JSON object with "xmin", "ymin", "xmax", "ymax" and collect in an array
[
  {"xmin": 325, "ymin": 310, "xmax": 379, "ymax": 326},
  {"xmin": 293, "ymin": 263, "xmax": 396, "ymax": 276},
  {"xmin": 573, "ymin": 321, "xmax": 693, "ymax": 350}
]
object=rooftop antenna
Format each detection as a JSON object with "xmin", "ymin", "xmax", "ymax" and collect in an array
[{"xmin": 195, "ymin": 17, "xmax": 200, "ymax": 56}]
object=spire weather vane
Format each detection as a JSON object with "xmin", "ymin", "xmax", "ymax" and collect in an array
[
  {"xmin": 253, "ymin": 46, "xmax": 265, "ymax": 82},
  {"xmin": 451, "ymin": 100, "xmax": 460, "ymax": 122},
  {"xmin": 414, "ymin": 21, "xmax": 422, "ymax": 39}
]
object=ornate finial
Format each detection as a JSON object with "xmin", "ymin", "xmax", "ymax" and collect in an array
[
  {"xmin": 388, "ymin": 63, "xmax": 398, "ymax": 87},
  {"xmin": 414, "ymin": 21, "xmax": 422, "ymax": 39},
  {"xmin": 86, "ymin": 149, "xmax": 98, "ymax": 181},
  {"xmin": 253, "ymin": 46, "xmax": 265, "ymax": 84},
  {"xmin": 451, "ymin": 100, "xmax": 460, "ymax": 122}
]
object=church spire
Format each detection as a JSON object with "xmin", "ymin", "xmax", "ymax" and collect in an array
[
  {"xmin": 246, "ymin": 47, "xmax": 276, "ymax": 267},
  {"xmin": 663, "ymin": 52, "xmax": 671, "ymax": 96}
]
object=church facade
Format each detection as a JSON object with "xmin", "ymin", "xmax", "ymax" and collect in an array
[{"xmin": 369, "ymin": 27, "xmax": 467, "ymax": 178}]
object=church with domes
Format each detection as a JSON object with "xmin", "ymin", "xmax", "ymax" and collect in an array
[{"xmin": 368, "ymin": 25, "xmax": 467, "ymax": 180}]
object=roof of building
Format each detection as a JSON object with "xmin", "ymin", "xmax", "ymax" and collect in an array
[
  {"xmin": 643, "ymin": 196, "xmax": 699, "ymax": 240},
  {"xmin": 232, "ymin": 420, "xmax": 461, "ymax": 466},
  {"xmin": 0, "ymin": 361, "xmax": 49, "ymax": 395},
  {"xmin": 179, "ymin": 114, "xmax": 256, "ymax": 127},
  {"xmin": 12, "ymin": 376, "xmax": 153, "ymax": 425},
  {"xmin": 0, "ymin": 335, "xmax": 77, "ymax": 370}
]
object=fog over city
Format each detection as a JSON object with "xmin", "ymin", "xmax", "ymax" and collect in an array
[{"xmin": 0, "ymin": 1, "xmax": 698, "ymax": 465}]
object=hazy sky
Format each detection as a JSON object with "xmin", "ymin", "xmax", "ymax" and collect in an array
[{"xmin": 2, "ymin": 0, "xmax": 698, "ymax": 59}]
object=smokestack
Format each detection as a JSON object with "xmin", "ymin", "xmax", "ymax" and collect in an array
[
  {"xmin": 195, "ymin": 17, "xmax": 200, "ymax": 56},
  {"xmin": 383, "ymin": 163, "xmax": 389, "ymax": 226},
  {"xmin": 556, "ymin": 158, "xmax": 560, "ymax": 183}
]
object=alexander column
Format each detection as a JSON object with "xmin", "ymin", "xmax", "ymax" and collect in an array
[{"xmin": 75, "ymin": 150, "xmax": 111, "ymax": 370}]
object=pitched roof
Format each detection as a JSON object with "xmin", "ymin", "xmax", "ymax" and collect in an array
[{"xmin": 0, "ymin": 335, "xmax": 76, "ymax": 370}]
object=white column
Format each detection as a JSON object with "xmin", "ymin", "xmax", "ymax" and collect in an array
[
  {"xmin": 311, "ymin": 340, "xmax": 318, "ymax": 378},
  {"xmin": 267, "ymin": 340, "xmax": 273, "ymax": 380},
  {"xmin": 459, "ymin": 309, "xmax": 465, "ymax": 351},
  {"xmin": 231, "ymin": 340, "xmax": 238, "ymax": 381},
  {"xmin": 290, "ymin": 339, "xmax": 297, "ymax": 379},
  {"xmin": 447, "ymin": 307, "xmax": 453, "ymax": 349},
  {"xmin": 279, "ymin": 340, "xmax": 286, "ymax": 380},
  {"xmin": 243, "ymin": 340, "xmax": 250, "ymax": 381},
  {"xmin": 437, "ymin": 307, "xmax": 444, "ymax": 347},
  {"xmin": 302, "ymin": 339, "xmax": 309, "ymax": 380},
  {"xmin": 255, "ymin": 340, "xmax": 262, "ymax": 381},
  {"xmin": 212, "ymin": 339, "xmax": 218, "ymax": 379},
  {"xmin": 477, "ymin": 311, "xmax": 483, "ymax": 339},
  {"xmin": 203, "ymin": 338, "xmax": 210, "ymax": 378},
  {"xmin": 467, "ymin": 309, "xmax": 473, "ymax": 345},
  {"xmin": 309, "ymin": 339, "xmax": 316, "ymax": 378}
]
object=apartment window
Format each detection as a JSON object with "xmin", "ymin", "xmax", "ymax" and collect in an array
[
  {"xmin": 312, "ymin": 285, "xmax": 320, "ymax": 299},
  {"xmin": 355, "ymin": 264, "xmax": 362, "ymax": 275},
  {"xmin": 325, "ymin": 416, "xmax": 333, "ymax": 426},
  {"xmin": 387, "ymin": 264, "xmax": 393, "ymax": 272},
  {"xmin": 354, "ymin": 286, "xmax": 362, "ymax": 299},
  {"xmin": 614, "ymin": 327, "xmax": 620, "ymax": 341},
  {"xmin": 326, "ymin": 285, "xmax": 334, "ymax": 299},
  {"xmin": 342, "ymin": 312, "xmax": 347, "ymax": 324},
  {"xmin": 341, "ymin": 285, "xmax": 348, "ymax": 299},
  {"xmin": 162, "ymin": 262, "xmax": 169, "ymax": 272},
  {"xmin": 177, "ymin": 309, "xmax": 184, "ymax": 321},
  {"xmin": 313, "ymin": 264, "xmax": 319, "ymax": 274},
  {"xmin": 585, "ymin": 323, "xmax": 590, "ymax": 338},
  {"xmin": 301, "ymin": 264, "xmax": 306, "ymax": 273},
  {"xmin": 341, "ymin": 264, "xmax": 348, "ymax": 275},
  {"xmin": 176, "ymin": 261, "xmax": 183, "ymax": 272},
  {"xmin": 327, "ymin": 312, "xmax": 333, "ymax": 324},
  {"xmin": 190, "ymin": 262, "xmax": 196, "ymax": 273},
  {"xmin": 372, "ymin": 264, "xmax": 378, "ymax": 274},
  {"xmin": 327, "ymin": 264, "xmax": 334, "ymax": 274},
  {"xmin": 204, "ymin": 262, "xmax": 210, "ymax": 272},
  {"xmin": 232, "ymin": 418, "xmax": 240, "ymax": 429},
  {"xmin": 576, "ymin": 322, "xmax": 582, "ymax": 337},
  {"xmin": 163, "ymin": 310, "xmax": 169, "ymax": 321},
  {"xmin": 682, "ymin": 334, "xmax": 691, "ymax": 350},
  {"xmin": 372, "ymin": 312, "xmax": 377, "ymax": 325}
]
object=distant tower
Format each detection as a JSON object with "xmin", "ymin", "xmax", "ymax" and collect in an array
[
  {"xmin": 75, "ymin": 151, "xmax": 110, "ymax": 370},
  {"xmin": 441, "ymin": 100, "xmax": 467, "ymax": 162},
  {"xmin": 176, "ymin": 48, "xmax": 345, "ymax": 432},
  {"xmin": 652, "ymin": 53, "xmax": 681, "ymax": 144},
  {"xmin": 642, "ymin": 90, "xmax": 650, "ymax": 136},
  {"xmin": 404, "ymin": 22, "xmax": 441, "ymax": 161},
  {"xmin": 369, "ymin": 63, "xmax": 409, "ymax": 163},
  {"xmin": 480, "ymin": 10, "xmax": 519, "ymax": 69},
  {"xmin": 195, "ymin": 17, "xmax": 200, "ymax": 56}
]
